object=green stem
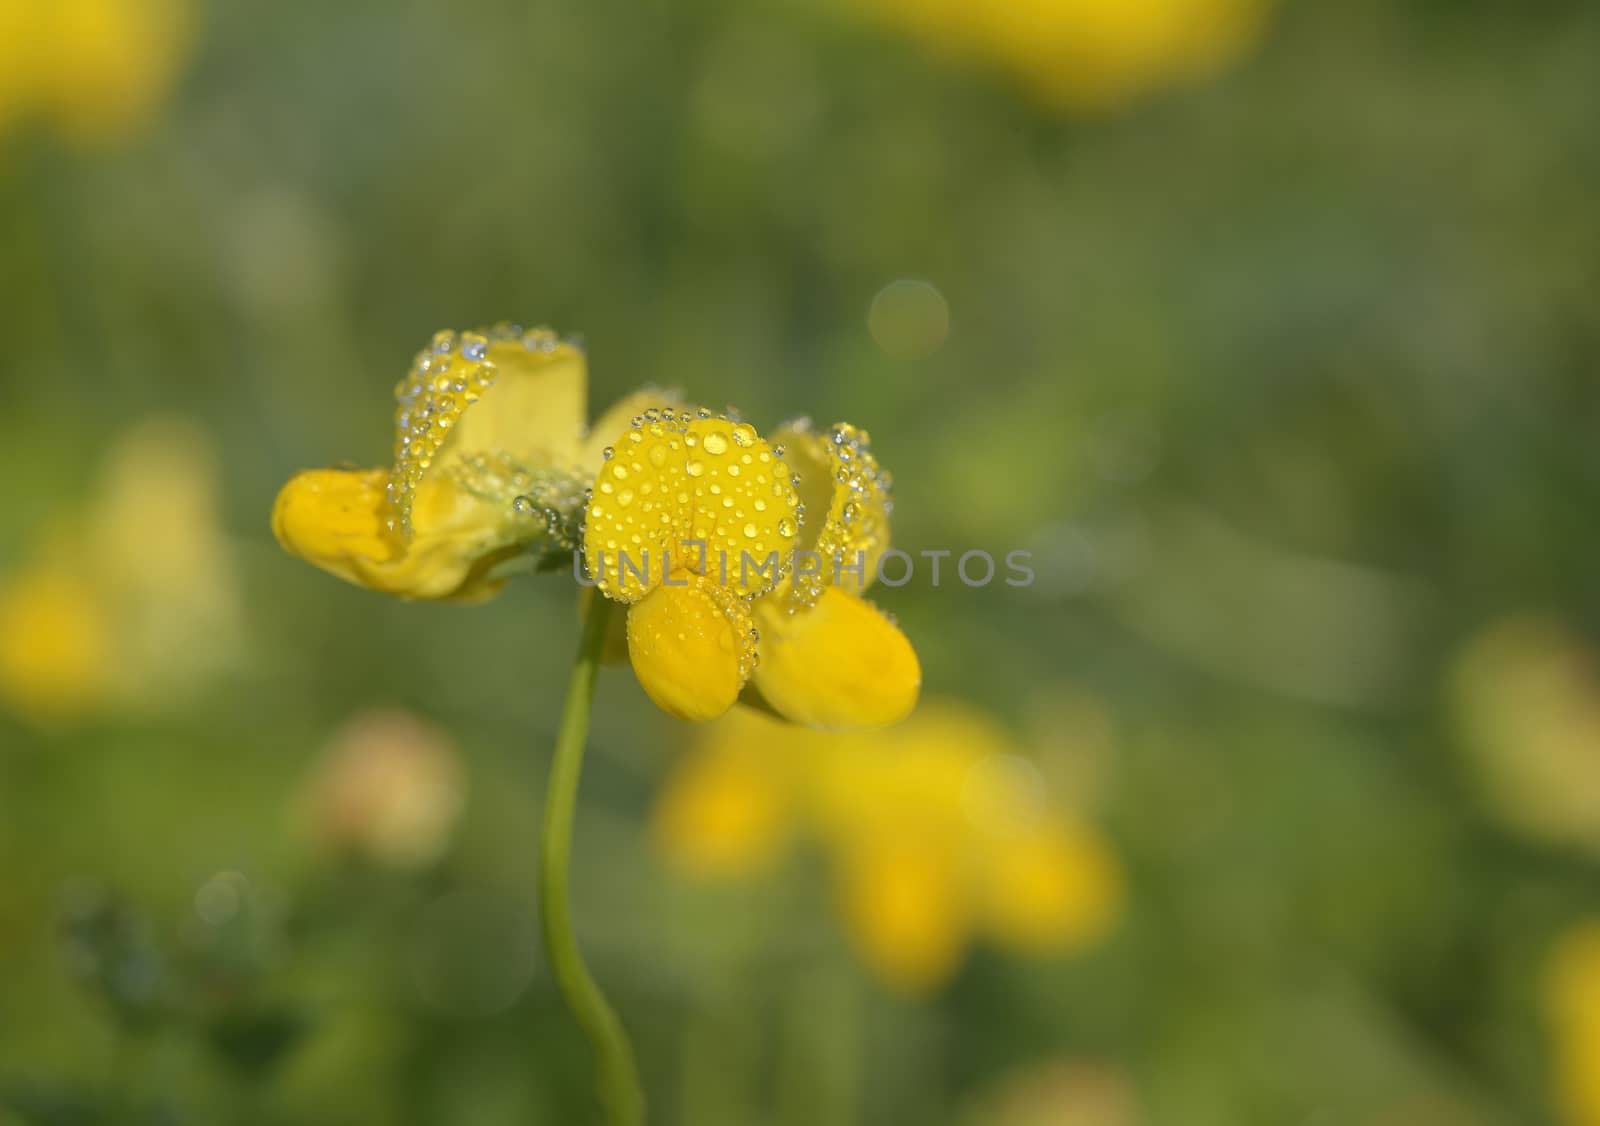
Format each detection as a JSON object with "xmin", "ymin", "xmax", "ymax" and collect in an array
[{"xmin": 539, "ymin": 596, "xmax": 645, "ymax": 1125}]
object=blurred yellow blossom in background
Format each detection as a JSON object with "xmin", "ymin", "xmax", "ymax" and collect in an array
[
  {"xmin": 0, "ymin": 0, "xmax": 192, "ymax": 145},
  {"xmin": 654, "ymin": 699, "xmax": 1123, "ymax": 992},
  {"xmin": 856, "ymin": 0, "xmax": 1272, "ymax": 113},
  {"xmin": 0, "ymin": 417, "xmax": 242, "ymax": 723},
  {"xmin": 0, "ymin": 561, "xmax": 113, "ymax": 720},
  {"xmin": 300, "ymin": 709, "xmax": 468, "ymax": 870},
  {"xmin": 1451, "ymin": 616, "xmax": 1600, "ymax": 856},
  {"xmin": 1545, "ymin": 922, "xmax": 1600, "ymax": 1126}
]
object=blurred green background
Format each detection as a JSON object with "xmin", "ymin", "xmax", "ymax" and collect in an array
[{"xmin": 3, "ymin": 0, "xmax": 1600, "ymax": 1123}]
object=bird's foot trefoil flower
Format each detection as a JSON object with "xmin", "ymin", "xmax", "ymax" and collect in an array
[
  {"xmin": 270, "ymin": 322, "xmax": 924, "ymax": 1126},
  {"xmin": 274, "ymin": 325, "xmax": 920, "ymax": 729}
]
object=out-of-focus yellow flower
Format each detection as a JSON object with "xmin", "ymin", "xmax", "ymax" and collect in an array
[
  {"xmin": 858, "ymin": 0, "xmax": 1271, "ymax": 114},
  {"xmin": 652, "ymin": 734, "xmax": 794, "ymax": 880},
  {"xmin": 1450, "ymin": 616, "xmax": 1600, "ymax": 855},
  {"xmin": 0, "ymin": 0, "xmax": 192, "ymax": 145},
  {"xmin": 0, "ymin": 418, "xmax": 241, "ymax": 724},
  {"xmin": 276, "ymin": 325, "xmax": 919, "ymax": 730},
  {"xmin": 653, "ymin": 700, "xmax": 1124, "ymax": 993},
  {"xmin": 0, "ymin": 564, "xmax": 113, "ymax": 719},
  {"xmin": 965, "ymin": 1058, "xmax": 1140, "ymax": 1126},
  {"xmin": 1545, "ymin": 922, "xmax": 1600, "ymax": 1126},
  {"xmin": 300, "ymin": 709, "xmax": 467, "ymax": 870}
]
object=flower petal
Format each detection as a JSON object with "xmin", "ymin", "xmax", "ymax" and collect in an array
[
  {"xmin": 978, "ymin": 816, "xmax": 1123, "ymax": 954},
  {"xmin": 750, "ymin": 586, "xmax": 920, "ymax": 730},
  {"xmin": 626, "ymin": 573, "xmax": 758, "ymax": 722},
  {"xmin": 272, "ymin": 466, "xmax": 539, "ymax": 602},
  {"xmin": 388, "ymin": 327, "xmax": 587, "ymax": 537},
  {"xmin": 581, "ymin": 386, "xmax": 683, "ymax": 471},
  {"xmin": 583, "ymin": 409, "xmax": 799, "ymax": 603},
  {"xmin": 272, "ymin": 467, "xmax": 398, "ymax": 586},
  {"xmin": 836, "ymin": 832, "xmax": 970, "ymax": 994},
  {"xmin": 651, "ymin": 732, "xmax": 795, "ymax": 880},
  {"xmin": 771, "ymin": 420, "xmax": 893, "ymax": 607}
]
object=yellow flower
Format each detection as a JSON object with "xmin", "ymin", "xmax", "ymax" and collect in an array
[
  {"xmin": 653, "ymin": 701, "xmax": 1125, "ymax": 994},
  {"xmin": 0, "ymin": 564, "xmax": 114, "ymax": 721},
  {"xmin": 0, "ymin": 417, "xmax": 241, "ymax": 724},
  {"xmin": 858, "ymin": 0, "xmax": 1271, "ymax": 114},
  {"xmin": 1545, "ymin": 922, "xmax": 1600, "ymax": 1126},
  {"xmin": 582, "ymin": 412, "xmax": 919, "ymax": 727},
  {"xmin": 275, "ymin": 325, "xmax": 919, "ymax": 729},
  {"xmin": 0, "ymin": 0, "xmax": 192, "ymax": 145}
]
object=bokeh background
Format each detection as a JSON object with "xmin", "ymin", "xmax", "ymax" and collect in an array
[{"xmin": 3, "ymin": 0, "xmax": 1600, "ymax": 1123}]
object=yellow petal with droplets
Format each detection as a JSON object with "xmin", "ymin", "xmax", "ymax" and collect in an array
[
  {"xmin": 750, "ymin": 586, "xmax": 919, "ymax": 730},
  {"xmin": 273, "ymin": 467, "xmax": 522, "ymax": 602},
  {"xmin": 387, "ymin": 327, "xmax": 586, "ymax": 537},
  {"xmin": 583, "ymin": 409, "xmax": 799, "ymax": 603},
  {"xmin": 626, "ymin": 572, "xmax": 757, "ymax": 722},
  {"xmin": 835, "ymin": 832, "xmax": 970, "ymax": 994},
  {"xmin": 581, "ymin": 386, "xmax": 683, "ymax": 471},
  {"xmin": 651, "ymin": 737, "xmax": 794, "ymax": 880},
  {"xmin": 771, "ymin": 420, "xmax": 893, "ymax": 607},
  {"xmin": 979, "ymin": 815, "xmax": 1124, "ymax": 955}
]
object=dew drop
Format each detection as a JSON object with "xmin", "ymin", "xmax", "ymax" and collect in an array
[
  {"xmin": 702, "ymin": 431, "xmax": 730, "ymax": 456},
  {"xmin": 612, "ymin": 465, "xmax": 629, "ymax": 480},
  {"xmin": 511, "ymin": 495, "xmax": 535, "ymax": 515},
  {"xmin": 743, "ymin": 523, "xmax": 757, "ymax": 538},
  {"xmin": 777, "ymin": 518, "xmax": 797, "ymax": 537},
  {"xmin": 731, "ymin": 424, "xmax": 756, "ymax": 448},
  {"xmin": 617, "ymin": 489, "xmax": 635, "ymax": 508},
  {"xmin": 648, "ymin": 445, "xmax": 669, "ymax": 468},
  {"xmin": 686, "ymin": 460, "xmax": 705, "ymax": 477}
]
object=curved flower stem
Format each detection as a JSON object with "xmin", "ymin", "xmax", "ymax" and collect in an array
[{"xmin": 539, "ymin": 595, "xmax": 645, "ymax": 1125}]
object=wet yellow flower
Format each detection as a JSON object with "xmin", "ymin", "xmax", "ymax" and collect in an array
[
  {"xmin": 859, "ymin": 0, "xmax": 1271, "ymax": 113},
  {"xmin": 0, "ymin": 417, "xmax": 241, "ymax": 724},
  {"xmin": 583, "ymin": 411, "xmax": 919, "ymax": 727},
  {"xmin": 1450, "ymin": 616, "xmax": 1600, "ymax": 856},
  {"xmin": 301, "ymin": 709, "xmax": 467, "ymax": 870},
  {"xmin": 0, "ymin": 0, "xmax": 192, "ymax": 145},
  {"xmin": 275, "ymin": 325, "xmax": 919, "ymax": 729},
  {"xmin": 1545, "ymin": 922, "xmax": 1600, "ymax": 1126},
  {"xmin": 653, "ymin": 701, "xmax": 1124, "ymax": 993}
]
